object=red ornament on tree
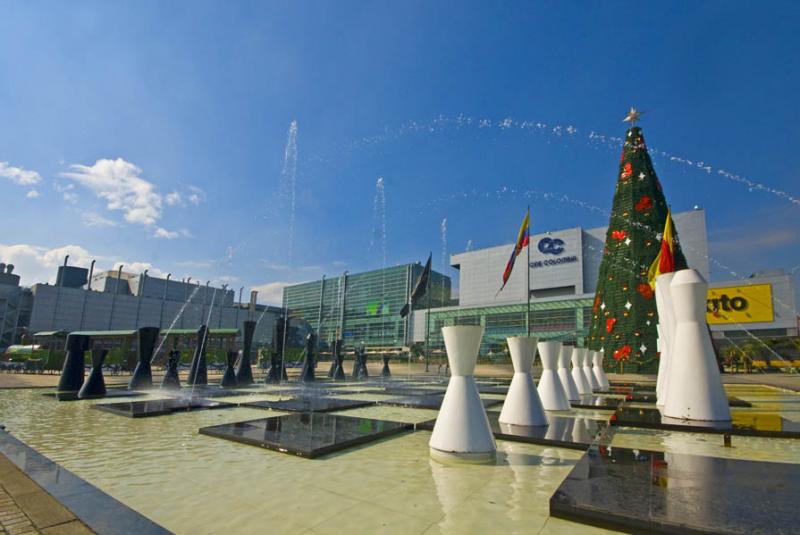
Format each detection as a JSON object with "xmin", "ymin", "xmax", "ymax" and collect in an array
[
  {"xmin": 612, "ymin": 344, "xmax": 632, "ymax": 361},
  {"xmin": 636, "ymin": 283, "xmax": 654, "ymax": 300},
  {"xmin": 593, "ymin": 294, "xmax": 602, "ymax": 313},
  {"xmin": 634, "ymin": 195, "xmax": 652, "ymax": 212},
  {"xmin": 605, "ymin": 318, "xmax": 617, "ymax": 333},
  {"xmin": 611, "ymin": 230, "xmax": 627, "ymax": 241},
  {"xmin": 621, "ymin": 162, "xmax": 633, "ymax": 179}
]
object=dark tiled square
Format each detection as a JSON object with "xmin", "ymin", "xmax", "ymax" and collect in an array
[
  {"xmin": 477, "ymin": 385, "xmax": 510, "ymax": 395},
  {"xmin": 610, "ymin": 406, "xmax": 800, "ymax": 438},
  {"xmin": 416, "ymin": 413, "xmax": 604, "ymax": 450},
  {"xmin": 93, "ymin": 398, "xmax": 234, "ymax": 418},
  {"xmin": 381, "ymin": 387, "xmax": 447, "ymax": 397},
  {"xmin": 242, "ymin": 397, "xmax": 375, "ymax": 413},
  {"xmin": 177, "ymin": 386, "xmax": 257, "ymax": 398},
  {"xmin": 43, "ymin": 390, "xmax": 146, "ymax": 401},
  {"xmin": 198, "ymin": 413, "xmax": 411, "ymax": 458},
  {"xmin": 569, "ymin": 395, "xmax": 624, "ymax": 410},
  {"xmin": 379, "ymin": 394, "xmax": 502, "ymax": 410},
  {"xmin": 624, "ymin": 392, "xmax": 752, "ymax": 407},
  {"xmin": 550, "ymin": 446, "xmax": 800, "ymax": 534}
]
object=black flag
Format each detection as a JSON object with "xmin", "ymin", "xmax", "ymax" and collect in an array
[{"xmin": 400, "ymin": 254, "xmax": 432, "ymax": 318}]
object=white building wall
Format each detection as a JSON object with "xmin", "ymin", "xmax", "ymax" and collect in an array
[{"xmin": 29, "ymin": 284, "xmax": 278, "ymax": 345}]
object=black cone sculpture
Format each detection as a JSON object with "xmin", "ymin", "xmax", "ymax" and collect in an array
[
  {"xmin": 234, "ymin": 320, "xmax": 255, "ymax": 386},
  {"xmin": 187, "ymin": 325, "xmax": 209, "ymax": 385},
  {"xmin": 161, "ymin": 350, "xmax": 181, "ymax": 389},
  {"xmin": 266, "ymin": 317, "xmax": 286, "ymax": 384},
  {"xmin": 381, "ymin": 355, "xmax": 391, "ymax": 377},
  {"xmin": 220, "ymin": 351, "xmax": 238, "ymax": 388},
  {"xmin": 129, "ymin": 327, "xmax": 160, "ymax": 390},
  {"xmin": 301, "ymin": 333, "xmax": 316, "ymax": 383},
  {"xmin": 58, "ymin": 334, "xmax": 90, "ymax": 392},
  {"xmin": 332, "ymin": 339, "xmax": 346, "ymax": 381},
  {"xmin": 78, "ymin": 349, "xmax": 108, "ymax": 399}
]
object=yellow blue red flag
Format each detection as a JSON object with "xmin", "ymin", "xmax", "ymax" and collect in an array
[{"xmin": 498, "ymin": 209, "xmax": 530, "ymax": 294}]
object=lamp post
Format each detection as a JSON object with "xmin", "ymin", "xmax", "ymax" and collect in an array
[
  {"xmin": 134, "ymin": 269, "xmax": 148, "ymax": 328},
  {"xmin": 219, "ymin": 284, "xmax": 228, "ymax": 328},
  {"xmin": 80, "ymin": 259, "xmax": 96, "ymax": 330},
  {"xmin": 203, "ymin": 280, "xmax": 210, "ymax": 322},
  {"xmin": 235, "ymin": 286, "xmax": 244, "ymax": 329},
  {"xmin": 50, "ymin": 255, "xmax": 69, "ymax": 330},
  {"xmin": 182, "ymin": 277, "xmax": 192, "ymax": 328},
  {"xmin": 108, "ymin": 264, "xmax": 123, "ymax": 330},
  {"xmin": 159, "ymin": 273, "xmax": 171, "ymax": 329}
]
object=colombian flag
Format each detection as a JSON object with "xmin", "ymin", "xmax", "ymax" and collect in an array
[
  {"xmin": 648, "ymin": 209, "xmax": 675, "ymax": 289},
  {"xmin": 498, "ymin": 209, "xmax": 530, "ymax": 294}
]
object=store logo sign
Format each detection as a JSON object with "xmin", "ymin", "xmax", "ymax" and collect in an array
[{"xmin": 538, "ymin": 237, "xmax": 565, "ymax": 255}]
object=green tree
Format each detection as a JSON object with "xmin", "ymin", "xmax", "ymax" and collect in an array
[{"xmin": 587, "ymin": 124, "xmax": 687, "ymax": 373}]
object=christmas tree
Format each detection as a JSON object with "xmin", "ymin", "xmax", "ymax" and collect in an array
[{"xmin": 587, "ymin": 109, "xmax": 687, "ymax": 373}]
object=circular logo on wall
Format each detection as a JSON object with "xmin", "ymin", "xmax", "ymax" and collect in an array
[{"xmin": 538, "ymin": 237, "xmax": 565, "ymax": 255}]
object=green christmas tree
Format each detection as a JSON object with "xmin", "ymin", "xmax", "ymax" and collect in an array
[{"xmin": 587, "ymin": 111, "xmax": 687, "ymax": 373}]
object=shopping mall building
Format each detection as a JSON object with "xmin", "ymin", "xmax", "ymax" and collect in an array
[{"xmin": 283, "ymin": 208, "xmax": 797, "ymax": 354}]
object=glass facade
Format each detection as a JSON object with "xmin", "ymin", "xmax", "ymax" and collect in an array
[
  {"xmin": 424, "ymin": 298, "xmax": 593, "ymax": 356},
  {"xmin": 283, "ymin": 264, "xmax": 451, "ymax": 350}
]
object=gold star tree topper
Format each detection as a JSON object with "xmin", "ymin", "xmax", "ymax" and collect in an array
[{"xmin": 623, "ymin": 107, "xmax": 642, "ymax": 125}]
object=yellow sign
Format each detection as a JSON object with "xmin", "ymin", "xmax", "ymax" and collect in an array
[{"xmin": 706, "ymin": 284, "xmax": 773, "ymax": 324}]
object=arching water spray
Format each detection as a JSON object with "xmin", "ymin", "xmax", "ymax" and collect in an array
[
  {"xmin": 282, "ymin": 120, "xmax": 299, "ymax": 267},
  {"xmin": 440, "ymin": 218, "xmax": 448, "ymax": 270}
]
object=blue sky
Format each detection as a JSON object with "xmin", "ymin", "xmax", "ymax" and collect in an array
[{"xmin": 1, "ymin": 1, "xmax": 798, "ymax": 304}]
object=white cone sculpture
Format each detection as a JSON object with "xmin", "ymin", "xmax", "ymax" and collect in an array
[
  {"xmin": 662, "ymin": 270, "xmax": 731, "ymax": 422},
  {"xmin": 655, "ymin": 272, "xmax": 677, "ymax": 406},
  {"xmin": 499, "ymin": 336, "xmax": 548, "ymax": 426},
  {"xmin": 571, "ymin": 347, "xmax": 592, "ymax": 395},
  {"xmin": 582, "ymin": 349, "xmax": 600, "ymax": 391},
  {"xmin": 430, "ymin": 325, "xmax": 496, "ymax": 463},
  {"xmin": 592, "ymin": 350, "xmax": 611, "ymax": 391},
  {"xmin": 557, "ymin": 345, "xmax": 580, "ymax": 401},
  {"xmin": 536, "ymin": 341, "xmax": 571, "ymax": 411}
]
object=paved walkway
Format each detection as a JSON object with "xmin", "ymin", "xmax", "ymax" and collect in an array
[{"xmin": 0, "ymin": 455, "xmax": 92, "ymax": 535}]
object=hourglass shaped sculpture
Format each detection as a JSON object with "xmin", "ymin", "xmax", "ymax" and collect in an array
[
  {"xmin": 558, "ymin": 345, "xmax": 580, "ymax": 401},
  {"xmin": 592, "ymin": 350, "xmax": 611, "ymax": 391},
  {"xmin": 582, "ymin": 348, "xmax": 599, "ymax": 391},
  {"xmin": 662, "ymin": 270, "xmax": 731, "ymax": 422},
  {"xmin": 571, "ymin": 348, "xmax": 591, "ymax": 395},
  {"xmin": 429, "ymin": 325, "xmax": 496, "ymax": 463},
  {"xmin": 498, "ymin": 336, "xmax": 548, "ymax": 427},
  {"xmin": 536, "ymin": 341, "xmax": 570, "ymax": 411}
]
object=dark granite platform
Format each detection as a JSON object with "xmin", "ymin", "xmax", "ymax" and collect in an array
[
  {"xmin": 550, "ymin": 446, "xmax": 800, "ymax": 534},
  {"xmin": 199, "ymin": 414, "xmax": 411, "ymax": 458},
  {"xmin": 477, "ymin": 385, "xmax": 510, "ymax": 395},
  {"xmin": 381, "ymin": 387, "xmax": 447, "ymax": 397},
  {"xmin": 610, "ymin": 406, "xmax": 800, "ymax": 438},
  {"xmin": 242, "ymin": 397, "xmax": 375, "ymax": 413},
  {"xmin": 175, "ymin": 386, "xmax": 257, "ymax": 398},
  {"xmin": 569, "ymin": 395, "xmax": 625, "ymax": 410},
  {"xmin": 379, "ymin": 394, "xmax": 502, "ymax": 410},
  {"xmin": 93, "ymin": 398, "xmax": 234, "ymax": 418},
  {"xmin": 43, "ymin": 389, "xmax": 146, "ymax": 401},
  {"xmin": 417, "ymin": 413, "xmax": 605, "ymax": 450},
  {"xmin": 622, "ymin": 392, "xmax": 752, "ymax": 407}
]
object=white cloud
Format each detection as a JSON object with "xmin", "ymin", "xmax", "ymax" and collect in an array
[
  {"xmin": 26, "ymin": 190, "xmax": 40, "ymax": 199},
  {"xmin": 63, "ymin": 191, "xmax": 78, "ymax": 203},
  {"xmin": 0, "ymin": 162, "xmax": 41, "ymax": 186},
  {"xmin": 60, "ymin": 158, "xmax": 163, "ymax": 226},
  {"xmin": 81, "ymin": 212, "xmax": 117, "ymax": 228},
  {"xmin": 164, "ymin": 186, "xmax": 206, "ymax": 207},
  {"xmin": 153, "ymin": 227, "xmax": 192, "ymax": 239},
  {"xmin": 0, "ymin": 242, "xmax": 165, "ymax": 286},
  {"xmin": 252, "ymin": 281, "xmax": 296, "ymax": 306},
  {"xmin": 165, "ymin": 191, "xmax": 182, "ymax": 206}
]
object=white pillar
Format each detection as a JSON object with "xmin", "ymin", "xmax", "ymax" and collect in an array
[
  {"xmin": 558, "ymin": 345, "xmax": 580, "ymax": 401},
  {"xmin": 536, "ymin": 341, "xmax": 571, "ymax": 411},
  {"xmin": 499, "ymin": 336, "xmax": 548, "ymax": 426},
  {"xmin": 655, "ymin": 272, "xmax": 677, "ymax": 406},
  {"xmin": 662, "ymin": 270, "xmax": 731, "ymax": 422},
  {"xmin": 592, "ymin": 350, "xmax": 610, "ymax": 391},
  {"xmin": 430, "ymin": 325, "xmax": 496, "ymax": 463},
  {"xmin": 571, "ymin": 347, "xmax": 592, "ymax": 395},
  {"xmin": 582, "ymin": 349, "xmax": 600, "ymax": 391}
]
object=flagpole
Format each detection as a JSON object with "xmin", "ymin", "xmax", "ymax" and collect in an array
[
  {"xmin": 425, "ymin": 251, "xmax": 432, "ymax": 373},
  {"xmin": 526, "ymin": 206, "xmax": 531, "ymax": 337}
]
